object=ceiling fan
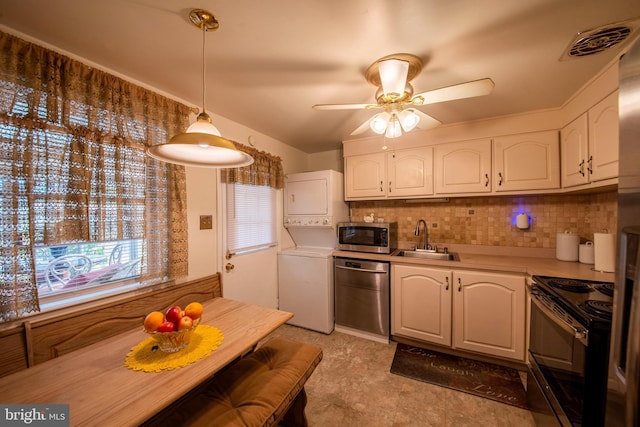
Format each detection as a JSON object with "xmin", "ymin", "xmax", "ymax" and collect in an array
[{"xmin": 313, "ymin": 53, "xmax": 495, "ymax": 138}]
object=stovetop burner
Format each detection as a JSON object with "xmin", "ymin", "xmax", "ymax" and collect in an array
[
  {"xmin": 546, "ymin": 278, "xmax": 593, "ymax": 293},
  {"xmin": 596, "ymin": 282, "xmax": 614, "ymax": 297},
  {"xmin": 581, "ymin": 300, "xmax": 613, "ymax": 320},
  {"xmin": 532, "ymin": 275, "xmax": 614, "ymax": 328}
]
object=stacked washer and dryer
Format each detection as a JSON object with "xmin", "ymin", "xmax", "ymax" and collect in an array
[{"xmin": 277, "ymin": 170, "xmax": 348, "ymax": 334}]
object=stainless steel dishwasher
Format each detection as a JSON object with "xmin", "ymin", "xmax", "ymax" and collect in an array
[{"xmin": 334, "ymin": 257, "xmax": 390, "ymax": 338}]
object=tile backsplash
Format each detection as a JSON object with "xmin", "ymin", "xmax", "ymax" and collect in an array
[{"xmin": 350, "ymin": 190, "xmax": 617, "ymax": 249}]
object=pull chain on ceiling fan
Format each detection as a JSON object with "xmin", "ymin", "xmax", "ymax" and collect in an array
[{"xmin": 313, "ymin": 53, "xmax": 495, "ymax": 138}]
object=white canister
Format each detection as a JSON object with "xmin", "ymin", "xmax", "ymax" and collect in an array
[
  {"xmin": 556, "ymin": 231, "xmax": 580, "ymax": 262},
  {"xmin": 579, "ymin": 241, "xmax": 595, "ymax": 264}
]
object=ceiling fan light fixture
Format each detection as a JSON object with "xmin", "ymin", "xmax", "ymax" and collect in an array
[
  {"xmin": 145, "ymin": 9, "xmax": 253, "ymax": 168},
  {"xmin": 385, "ymin": 114, "xmax": 403, "ymax": 138},
  {"xmin": 370, "ymin": 112, "xmax": 390, "ymax": 134},
  {"xmin": 398, "ymin": 109, "xmax": 420, "ymax": 132},
  {"xmin": 379, "ymin": 59, "xmax": 409, "ymax": 97}
]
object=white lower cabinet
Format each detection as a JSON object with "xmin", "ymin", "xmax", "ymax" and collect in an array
[
  {"xmin": 392, "ymin": 264, "xmax": 526, "ymax": 361},
  {"xmin": 391, "ymin": 264, "xmax": 452, "ymax": 346}
]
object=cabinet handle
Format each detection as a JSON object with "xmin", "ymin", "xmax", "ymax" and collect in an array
[
  {"xmin": 380, "ymin": 180, "xmax": 383, "ymax": 192},
  {"xmin": 445, "ymin": 277, "xmax": 449, "ymax": 291},
  {"xmin": 498, "ymin": 172, "xmax": 503, "ymax": 186},
  {"xmin": 578, "ymin": 160, "xmax": 585, "ymax": 176},
  {"xmin": 389, "ymin": 181, "xmax": 392, "ymax": 193},
  {"xmin": 485, "ymin": 173, "xmax": 489, "ymax": 187},
  {"xmin": 458, "ymin": 277, "xmax": 462, "ymax": 292},
  {"xmin": 587, "ymin": 155, "xmax": 593, "ymax": 175}
]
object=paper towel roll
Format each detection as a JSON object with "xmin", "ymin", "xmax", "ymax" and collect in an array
[
  {"xmin": 556, "ymin": 232, "xmax": 579, "ymax": 261},
  {"xmin": 594, "ymin": 233, "xmax": 615, "ymax": 272}
]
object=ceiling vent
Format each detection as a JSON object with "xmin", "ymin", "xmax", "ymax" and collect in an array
[{"xmin": 560, "ymin": 19, "xmax": 640, "ymax": 60}]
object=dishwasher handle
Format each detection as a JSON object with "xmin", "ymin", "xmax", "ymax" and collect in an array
[{"xmin": 335, "ymin": 264, "xmax": 387, "ymax": 274}]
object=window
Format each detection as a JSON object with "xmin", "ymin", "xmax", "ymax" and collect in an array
[
  {"xmin": 34, "ymin": 240, "xmax": 142, "ymax": 296},
  {"xmin": 0, "ymin": 30, "xmax": 191, "ymax": 321},
  {"xmin": 226, "ymin": 183, "xmax": 277, "ymax": 254}
]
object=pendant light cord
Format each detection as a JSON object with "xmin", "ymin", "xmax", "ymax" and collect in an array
[{"xmin": 201, "ymin": 26, "xmax": 207, "ymax": 113}]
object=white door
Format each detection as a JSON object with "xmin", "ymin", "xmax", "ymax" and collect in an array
[{"xmin": 217, "ymin": 182, "xmax": 279, "ymax": 308}]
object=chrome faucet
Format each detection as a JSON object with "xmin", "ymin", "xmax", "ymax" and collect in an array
[{"xmin": 414, "ymin": 219, "xmax": 429, "ymax": 250}]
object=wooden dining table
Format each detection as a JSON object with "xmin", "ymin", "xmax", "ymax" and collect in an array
[{"xmin": 0, "ymin": 298, "xmax": 293, "ymax": 426}]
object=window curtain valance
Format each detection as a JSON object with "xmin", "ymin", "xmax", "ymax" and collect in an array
[
  {"xmin": 0, "ymin": 30, "xmax": 191, "ymax": 321},
  {"xmin": 220, "ymin": 143, "xmax": 284, "ymax": 189}
]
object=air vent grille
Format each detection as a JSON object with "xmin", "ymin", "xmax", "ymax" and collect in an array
[{"xmin": 561, "ymin": 19, "xmax": 639, "ymax": 60}]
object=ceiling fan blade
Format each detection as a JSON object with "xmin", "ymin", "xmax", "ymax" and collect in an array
[
  {"xmin": 313, "ymin": 103, "xmax": 378, "ymax": 110},
  {"xmin": 411, "ymin": 78, "xmax": 495, "ymax": 106},
  {"xmin": 379, "ymin": 59, "xmax": 409, "ymax": 96},
  {"xmin": 413, "ymin": 109, "xmax": 442, "ymax": 130},
  {"xmin": 350, "ymin": 117, "xmax": 375, "ymax": 135}
]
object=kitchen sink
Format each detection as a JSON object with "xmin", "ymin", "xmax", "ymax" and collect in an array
[{"xmin": 392, "ymin": 250, "xmax": 459, "ymax": 261}]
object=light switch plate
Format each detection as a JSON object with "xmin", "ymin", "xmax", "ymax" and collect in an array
[{"xmin": 199, "ymin": 215, "xmax": 213, "ymax": 230}]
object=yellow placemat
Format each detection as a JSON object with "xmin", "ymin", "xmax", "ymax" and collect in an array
[{"xmin": 125, "ymin": 325, "xmax": 224, "ymax": 372}]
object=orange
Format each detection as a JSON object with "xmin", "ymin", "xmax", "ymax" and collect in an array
[
  {"xmin": 143, "ymin": 311, "xmax": 165, "ymax": 332},
  {"xmin": 184, "ymin": 302, "xmax": 204, "ymax": 320}
]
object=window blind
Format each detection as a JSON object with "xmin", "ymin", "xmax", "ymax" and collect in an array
[{"xmin": 226, "ymin": 183, "xmax": 277, "ymax": 254}]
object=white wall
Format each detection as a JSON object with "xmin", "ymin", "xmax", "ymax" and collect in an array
[{"xmin": 180, "ymin": 113, "xmax": 309, "ymax": 284}]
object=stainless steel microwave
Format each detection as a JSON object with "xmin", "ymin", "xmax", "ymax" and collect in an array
[{"xmin": 337, "ymin": 222, "xmax": 397, "ymax": 254}]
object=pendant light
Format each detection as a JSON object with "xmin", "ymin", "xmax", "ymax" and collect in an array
[{"xmin": 146, "ymin": 9, "xmax": 254, "ymax": 168}]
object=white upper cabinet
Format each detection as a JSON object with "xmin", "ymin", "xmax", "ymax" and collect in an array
[
  {"xmin": 344, "ymin": 152, "xmax": 386, "ymax": 199},
  {"xmin": 434, "ymin": 139, "xmax": 492, "ymax": 194},
  {"xmin": 561, "ymin": 91, "xmax": 619, "ymax": 188},
  {"xmin": 588, "ymin": 91, "xmax": 619, "ymax": 182},
  {"xmin": 344, "ymin": 147, "xmax": 433, "ymax": 200},
  {"xmin": 493, "ymin": 130, "xmax": 560, "ymax": 192},
  {"xmin": 561, "ymin": 113, "xmax": 590, "ymax": 187},
  {"xmin": 387, "ymin": 147, "xmax": 434, "ymax": 198}
]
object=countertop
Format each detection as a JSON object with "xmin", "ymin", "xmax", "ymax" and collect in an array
[{"xmin": 333, "ymin": 244, "xmax": 616, "ymax": 283}]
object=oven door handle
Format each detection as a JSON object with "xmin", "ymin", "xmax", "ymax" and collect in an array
[{"xmin": 530, "ymin": 292, "xmax": 589, "ymax": 346}]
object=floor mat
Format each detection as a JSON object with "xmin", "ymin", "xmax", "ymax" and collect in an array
[{"xmin": 390, "ymin": 343, "xmax": 528, "ymax": 409}]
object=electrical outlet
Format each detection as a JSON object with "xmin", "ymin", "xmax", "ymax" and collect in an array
[
  {"xmin": 468, "ymin": 209, "xmax": 475, "ymax": 215},
  {"xmin": 431, "ymin": 222, "xmax": 439, "ymax": 229},
  {"xmin": 200, "ymin": 215, "xmax": 213, "ymax": 230}
]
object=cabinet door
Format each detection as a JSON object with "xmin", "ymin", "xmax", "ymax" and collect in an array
[
  {"xmin": 392, "ymin": 264, "xmax": 451, "ymax": 346},
  {"xmin": 494, "ymin": 131, "xmax": 560, "ymax": 191},
  {"xmin": 344, "ymin": 153, "xmax": 386, "ymax": 199},
  {"xmin": 588, "ymin": 90, "xmax": 619, "ymax": 182},
  {"xmin": 561, "ymin": 113, "xmax": 589, "ymax": 188},
  {"xmin": 434, "ymin": 139, "xmax": 491, "ymax": 194},
  {"xmin": 387, "ymin": 147, "xmax": 434, "ymax": 198},
  {"xmin": 452, "ymin": 270, "xmax": 525, "ymax": 361}
]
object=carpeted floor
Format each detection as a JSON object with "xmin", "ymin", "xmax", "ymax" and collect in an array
[{"xmin": 390, "ymin": 343, "xmax": 528, "ymax": 409}]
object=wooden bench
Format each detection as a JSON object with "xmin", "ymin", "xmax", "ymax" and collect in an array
[{"xmin": 145, "ymin": 337, "xmax": 323, "ymax": 427}]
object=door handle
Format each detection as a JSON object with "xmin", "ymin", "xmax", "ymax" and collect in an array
[
  {"xmin": 485, "ymin": 173, "xmax": 489, "ymax": 187},
  {"xmin": 498, "ymin": 172, "xmax": 503, "ymax": 186},
  {"xmin": 445, "ymin": 276, "xmax": 449, "ymax": 291},
  {"xmin": 458, "ymin": 277, "xmax": 462, "ymax": 292},
  {"xmin": 225, "ymin": 262, "xmax": 235, "ymax": 272},
  {"xmin": 587, "ymin": 155, "xmax": 593, "ymax": 175},
  {"xmin": 579, "ymin": 160, "xmax": 585, "ymax": 176}
]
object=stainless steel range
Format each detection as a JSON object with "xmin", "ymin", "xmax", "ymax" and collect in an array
[{"xmin": 527, "ymin": 275, "xmax": 613, "ymax": 427}]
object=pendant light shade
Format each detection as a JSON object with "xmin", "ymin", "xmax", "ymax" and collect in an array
[{"xmin": 146, "ymin": 10, "xmax": 253, "ymax": 168}]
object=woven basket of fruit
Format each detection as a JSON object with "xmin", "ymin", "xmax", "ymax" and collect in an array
[{"xmin": 143, "ymin": 302, "xmax": 204, "ymax": 353}]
